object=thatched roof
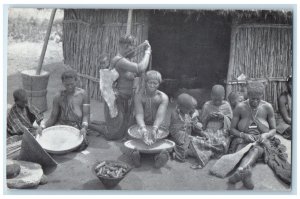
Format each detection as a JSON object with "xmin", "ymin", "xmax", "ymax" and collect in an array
[{"xmin": 153, "ymin": 9, "xmax": 292, "ymax": 24}]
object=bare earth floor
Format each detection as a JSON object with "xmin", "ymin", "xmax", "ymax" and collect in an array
[{"xmin": 7, "ymin": 61, "xmax": 292, "ymax": 192}]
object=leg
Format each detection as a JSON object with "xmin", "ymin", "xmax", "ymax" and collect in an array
[
  {"xmin": 282, "ymin": 126, "xmax": 292, "ymax": 140},
  {"xmin": 189, "ymin": 140, "xmax": 213, "ymax": 169},
  {"xmin": 89, "ymin": 121, "xmax": 108, "ymax": 135},
  {"xmin": 154, "ymin": 150, "xmax": 169, "ymax": 169},
  {"xmin": 130, "ymin": 148, "xmax": 141, "ymax": 168},
  {"xmin": 228, "ymin": 146, "xmax": 263, "ymax": 189}
]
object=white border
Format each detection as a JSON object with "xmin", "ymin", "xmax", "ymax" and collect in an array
[{"xmin": 1, "ymin": 1, "xmax": 299, "ymax": 199}]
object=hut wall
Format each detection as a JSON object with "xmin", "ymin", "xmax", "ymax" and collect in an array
[
  {"xmin": 226, "ymin": 23, "xmax": 292, "ymax": 112},
  {"xmin": 63, "ymin": 9, "xmax": 149, "ymax": 100}
]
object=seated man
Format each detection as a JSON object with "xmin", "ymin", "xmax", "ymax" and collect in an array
[
  {"xmin": 276, "ymin": 75, "xmax": 292, "ymax": 140},
  {"xmin": 43, "ymin": 70, "xmax": 89, "ymax": 151},
  {"xmin": 130, "ymin": 70, "xmax": 169, "ymax": 168},
  {"xmin": 228, "ymin": 81, "xmax": 277, "ymax": 189},
  {"xmin": 7, "ymin": 88, "xmax": 43, "ymax": 137}
]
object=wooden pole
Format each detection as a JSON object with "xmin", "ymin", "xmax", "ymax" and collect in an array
[
  {"xmin": 36, "ymin": 9, "xmax": 57, "ymax": 75},
  {"xmin": 126, "ymin": 9, "xmax": 133, "ymax": 35}
]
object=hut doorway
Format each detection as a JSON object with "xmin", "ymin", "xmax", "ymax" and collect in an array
[{"xmin": 148, "ymin": 10, "xmax": 231, "ymax": 99}]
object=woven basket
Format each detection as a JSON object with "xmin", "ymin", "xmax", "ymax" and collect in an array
[{"xmin": 94, "ymin": 160, "xmax": 132, "ymax": 189}]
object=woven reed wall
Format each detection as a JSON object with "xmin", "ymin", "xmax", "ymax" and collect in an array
[
  {"xmin": 226, "ymin": 23, "xmax": 292, "ymax": 112},
  {"xmin": 63, "ymin": 9, "xmax": 149, "ymax": 100}
]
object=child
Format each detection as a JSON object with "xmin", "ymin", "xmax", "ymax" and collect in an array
[{"xmin": 169, "ymin": 93, "xmax": 204, "ymax": 169}]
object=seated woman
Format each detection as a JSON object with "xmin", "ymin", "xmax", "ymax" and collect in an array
[
  {"xmin": 276, "ymin": 75, "xmax": 292, "ymax": 140},
  {"xmin": 43, "ymin": 70, "xmax": 90, "ymax": 151},
  {"xmin": 170, "ymin": 85, "xmax": 233, "ymax": 169},
  {"xmin": 228, "ymin": 81, "xmax": 279, "ymax": 189},
  {"xmin": 192, "ymin": 85, "xmax": 233, "ymax": 168},
  {"xmin": 129, "ymin": 70, "xmax": 169, "ymax": 168}
]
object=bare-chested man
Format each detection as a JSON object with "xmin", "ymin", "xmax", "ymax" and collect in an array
[
  {"xmin": 42, "ymin": 70, "xmax": 89, "ymax": 151},
  {"xmin": 228, "ymin": 81, "xmax": 276, "ymax": 189}
]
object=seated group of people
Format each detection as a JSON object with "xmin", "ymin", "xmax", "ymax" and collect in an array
[{"xmin": 7, "ymin": 35, "xmax": 292, "ymax": 190}]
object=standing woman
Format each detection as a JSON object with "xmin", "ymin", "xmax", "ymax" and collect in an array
[
  {"xmin": 277, "ymin": 75, "xmax": 292, "ymax": 140},
  {"xmin": 100, "ymin": 35, "xmax": 152, "ymax": 140}
]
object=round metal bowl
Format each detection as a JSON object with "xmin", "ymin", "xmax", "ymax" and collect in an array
[
  {"xmin": 124, "ymin": 139, "xmax": 175, "ymax": 154},
  {"xmin": 36, "ymin": 125, "xmax": 83, "ymax": 154},
  {"xmin": 127, "ymin": 124, "xmax": 169, "ymax": 140},
  {"xmin": 94, "ymin": 160, "xmax": 132, "ymax": 189}
]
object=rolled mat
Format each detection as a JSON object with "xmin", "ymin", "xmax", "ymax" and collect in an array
[
  {"xmin": 19, "ymin": 131, "xmax": 58, "ymax": 174},
  {"xmin": 210, "ymin": 143, "xmax": 255, "ymax": 178}
]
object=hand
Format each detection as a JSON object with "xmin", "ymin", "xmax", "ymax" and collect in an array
[
  {"xmin": 194, "ymin": 122, "xmax": 203, "ymax": 130},
  {"xmin": 139, "ymin": 126, "xmax": 148, "ymax": 137},
  {"xmin": 80, "ymin": 127, "xmax": 87, "ymax": 138},
  {"xmin": 151, "ymin": 126, "xmax": 158, "ymax": 142},
  {"xmin": 144, "ymin": 40, "xmax": 151, "ymax": 52},
  {"xmin": 210, "ymin": 112, "xmax": 220, "ymax": 119},
  {"xmin": 242, "ymin": 133, "xmax": 257, "ymax": 142},
  {"xmin": 140, "ymin": 126, "xmax": 150, "ymax": 145},
  {"xmin": 212, "ymin": 112, "xmax": 224, "ymax": 119},
  {"xmin": 36, "ymin": 126, "xmax": 43, "ymax": 136},
  {"xmin": 142, "ymin": 127, "xmax": 155, "ymax": 146},
  {"xmin": 257, "ymin": 133, "xmax": 268, "ymax": 144}
]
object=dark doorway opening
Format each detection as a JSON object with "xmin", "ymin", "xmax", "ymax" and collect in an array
[{"xmin": 148, "ymin": 10, "xmax": 232, "ymax": 100}]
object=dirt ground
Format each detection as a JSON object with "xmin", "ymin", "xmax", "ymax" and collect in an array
[{"xmin": 6, "ymin": 41, "xmax": 292, "ymax": 192}]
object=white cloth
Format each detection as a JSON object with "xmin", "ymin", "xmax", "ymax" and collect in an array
[{"xmin": 99, "ymin": 69, "xmax": 119, "ymax": 118}]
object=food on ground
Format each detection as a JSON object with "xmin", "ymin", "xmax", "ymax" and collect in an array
[
  {"xmin": 129, "ymin": 125, "xmax": 168, "ymax": 140},
  {"xmin": 95, "ymin": 161, "xmax": 128, "ymax": 179}
]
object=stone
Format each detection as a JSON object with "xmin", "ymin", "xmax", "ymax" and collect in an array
[
  {"xmin": 7, "ymin": 160, "xmax": 43, "ymax": 189},
  {"xmin": 6, "ymin": 159, "xmax": 21, "ymax": 179}
]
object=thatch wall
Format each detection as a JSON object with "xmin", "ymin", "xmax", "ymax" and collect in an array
[
  {"xmin": 62, "ymin": 9, "xmax": 293, "ymax": 110},
  {"xmin": 226, "ymin": 23, "xmax": 292, "ymax": 112},
  {"xmin": 63, "ymin": 9, "xmax": 149, "ymax": 100}
]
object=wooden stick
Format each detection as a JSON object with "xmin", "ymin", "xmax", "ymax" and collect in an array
[
  {"xmin": 126, "ymin": 9, "xmax": 133, "ymax": 35},
  {"xmin": 36, "ymin": 9, "xmax": 57, "ymax": 75}
]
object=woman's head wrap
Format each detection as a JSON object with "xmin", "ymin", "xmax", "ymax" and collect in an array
[{"xmin": 247, "ymin": 81, "xmax": 265, "ymax": 97}]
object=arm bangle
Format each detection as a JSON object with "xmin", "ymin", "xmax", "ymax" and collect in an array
[
  {"xmin": 82, "ymin": 122, "xmax": 88, "ymax": 128},
  {"xmin": 239, "ymin": 132, "xmax": 243, "ymax": 138}
]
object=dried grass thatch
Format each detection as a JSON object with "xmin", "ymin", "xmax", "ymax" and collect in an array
[
  {"xmin": 157, "ymin": 9, "xmax": 292, "ymax": 24},
  {"xmin": 226, "ymin": 23, "xmax": 292, "ymax": 112},
  {"xmin": 63, "ymin": 9, "xmax": 292, "ymax": 109},
  {"xmin": 63, "ymin": 9, "xmax": 149, "ymax": 100}
]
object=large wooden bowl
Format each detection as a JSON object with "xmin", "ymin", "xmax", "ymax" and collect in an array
[
  {"xmin": 36, "ymin": 125, "xmax": 83, "ymax": 154},
  {"xmin": 124, "ymin": 139, "xmax": 175, "ymax": 154}
]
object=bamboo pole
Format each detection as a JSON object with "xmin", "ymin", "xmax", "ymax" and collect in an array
[
  {"xmin": 36, "ymin": 9, "xmax": 57, "ymax": 75},
  {"xmin": 126, "ymin": 9, "xmax": 133, "ymax": 35}
]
